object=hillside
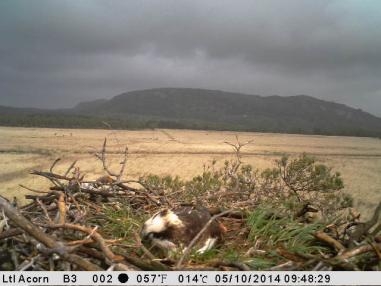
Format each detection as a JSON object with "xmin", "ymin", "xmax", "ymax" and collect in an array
[
  {"xmin": 1, "ymin": 88, "xmax": 381, "ymax": 137},
  {"xmin": 74, "ymin": 88, "xmax": 381, "ymax": 136}
]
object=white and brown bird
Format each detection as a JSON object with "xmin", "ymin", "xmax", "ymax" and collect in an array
[{"xmin": 140, "ymin": 205, "xmax": 225, "ymax": 256}]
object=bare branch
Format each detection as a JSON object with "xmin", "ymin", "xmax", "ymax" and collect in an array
[
  {"xmin": 117, "ymin": 147, "xmax": 128, "ymax": 182},
  {"xmin": 30, "ymin": 170, "xmax": 71, "ymax": 181},
  {"xmin": 57, "ymin": 192, "xmax": 66, "ymax": 224},
  {"xmin": 95, "ymin": 138, "xmax": 129, "ymax": 181},
  {"xmin": 49, "ymin": 158, "xmax": 61, "ymax": 173},
  {"xmin": 0, "ymin": 196, "xmax": 102, "ymax": 270},
  {"xmin": 43, "ymin": 222, "xmax": 124, "ymax": 263},
  {"xmin": 19, "ymin": 184, "xmax": 49, "ymax": 194},
  {"xmin": 36, "ymin": 199, "xmax": 52, "ymax": 223},
  {"xmin": 64, "ymin": 160, "xmax": 78, "ymax": 177},
  {"xmin": 314, "ymin": 230, "xmax": 345, "ymax": 252}
]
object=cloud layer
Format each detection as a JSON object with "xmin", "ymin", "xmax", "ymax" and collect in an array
[{"xmin": 1, "ymin": 0, "xmax": 380, "ymax": 115}]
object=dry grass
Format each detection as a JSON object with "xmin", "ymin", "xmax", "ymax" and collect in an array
[{"xmin": 1, "ymin": 126, "xmax": 381, "ymax": 218}]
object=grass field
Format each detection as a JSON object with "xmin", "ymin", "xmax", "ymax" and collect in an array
[{"xmin": 1, "ymin": 126, "xmax": 381, "ymax": 218}]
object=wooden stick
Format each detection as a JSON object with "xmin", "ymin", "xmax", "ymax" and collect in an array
[
  {"xmin": 0, "ymin": 228, "xmax": 23, "ymax": 240},
  {"xmin": 0, "ymin": 196, "xmax": 57, "ymax": 248},
  {"xmin": 337, "ymin": 242, "xmax": 381, "ymax": 260},
  {"xmin": 43, "ymin": 222, "xmax": 124, "ymax": 262},
  {"xmin": 36, "ymin": 199, "xmax": 52, "ymax": 223},
  {"xmin": 95, "ymin": 138, "xmax": 118, "ymax": 177},
  {"xmin": 30, "ymin": 170, "xmax": 71, "ymax": 181},
  {"xmin": 116, "ymin": 147, "xmax": 128, "ymax": 182},
  {"xmin": 0, "ymin": 196, "xmax": 102, "ymax": 271},
  {"xmin": 64, "ymin": 160, "xmax": 77, "ymax": 177},
  {"xmin": 19, "ymin": 184, "xmax": 49, "ymax": 194},
  {"xmin": 57, "ymin": 192, "xmax": 66, "ymax": 224},
  {"xmin": 49, "ymin": 158, "xmax": 61, "ymax": 173},
  {"xmin": 314, "ymin": 231, "xmax": 345, "ymax": 252}
]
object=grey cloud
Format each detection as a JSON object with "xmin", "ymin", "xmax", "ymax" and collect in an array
[{"xmin": 0, "ymin": 0, "xmax": 380, "ymax": 116}]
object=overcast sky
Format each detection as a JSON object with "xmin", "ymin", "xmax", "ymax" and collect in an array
[{"xmin": 1, "ymin": 0, "xmax": 381, "ymax": 116}]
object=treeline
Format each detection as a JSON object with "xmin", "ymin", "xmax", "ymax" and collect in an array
[
  {"xmin": 0, "ymin": 113, "xmax": 146, "ymax": 129},
  {"xmin": 0, "ymin": 112, "xmax": 378, "ymax": 138},
  {"xmin": 0, "ymin": 114, "xmax": 247, "ymax": 133}
]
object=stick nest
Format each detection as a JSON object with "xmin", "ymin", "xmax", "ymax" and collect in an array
[{"xmin": 1, "ymin": 138, "xmax": 381, "ymax": 271}]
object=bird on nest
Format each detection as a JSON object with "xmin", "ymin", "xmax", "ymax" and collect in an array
[{"xmin": 140, "ymin": 205, "xmax": 226, "ymax": 257}]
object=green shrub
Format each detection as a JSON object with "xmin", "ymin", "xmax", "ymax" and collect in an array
[{"xmin": 139, "ymin": 153, "xmax": 351, "ymax": 219}]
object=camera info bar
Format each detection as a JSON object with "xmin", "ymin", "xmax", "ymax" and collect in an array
[{"xmin": 1, "ymin": 271, "xmax": 380, "ymax": 285}]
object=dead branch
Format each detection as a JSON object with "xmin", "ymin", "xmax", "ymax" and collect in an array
[
  {"xmin": 314, "ymin": 230, "xmax": 345, "ymax": 252},
  {"xmin": 113, "ymin": 263, "xmax": 139, "ymax": 271},
  {"xmin": 36, "ymin": 199, "xmax": 52, "ymax": 223},
  {"xmin": 30, "ymin": 170, "xmax": 71, "ymax": 181},
  {"xmin": 0, "ymin": 228, "xmax": 23, "ymax": 240},
  {"xmin": 207, "ymin": 207, "xmax": 246, "ymax": 219},
  {"xmin": 348, "ymin": 202, "xmax": 381, "ymax": 247},
  {"xmin": 0, "ymin": 196, "xmax": 58, "ymax": 248},
  {"xmin": 117, "ymin": 147, "xmax": 128, "ymax": 182},
  {"xmin": 210, "ymin": 260, "xmax": 251, "ymax": 271},
  {"xmin": 57, "ymin": 192, "xmax": 66, "ymax": 224},
  {"xmin": 276, "ymin": 247, "xmax": 308, "ymax": 263},
  {"xmin": 19, "ymin": 184, "xmax": 49, "ymax": 194},
  {"xmin": 25, "ymin": 193, "xmax": 58, "ymax": 203},
  {"xmin": 0, "ymin": 196, "xmax": 102, "ymax": 270},
  {"xmin": 95, "ymin": 138, "xmax": 119, "ymax": 178},
  {"xmin": 224, "ymin": 135, "xmax": 254, "ymax": 165},
  {"xmin": 64, "ymin": 160, "xmax": 78, "ymax": 177},
  {"xmin": 337, "ymin": 242, "xmax": 381, "ymax": 260},
  {"xmin": 42, "ymin": 222, "xmax": 124, "ymax": 263},
  {"xmin": 63, "ymin": 254, "xmax": 103, "ymax": 271},
  {"xmin": 49, "ymin": 158, "xmax": 61, "ymax": 173},
  {"xmin": 269, "ymin": 261, "xmax": 300, "ymax": 271},
  {"xmin": 122, "ymin": 253, "xmax": 170, "ymax": 271}
]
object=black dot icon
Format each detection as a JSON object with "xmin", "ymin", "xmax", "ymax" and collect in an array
[{"xmin": 118, "ymin": 273, "xmax": 129, "ymax": 283}]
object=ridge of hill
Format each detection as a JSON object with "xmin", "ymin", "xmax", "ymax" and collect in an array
[{"xmin": 1, "ymin": 88, "xmax": 381, "ymax": 137}]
